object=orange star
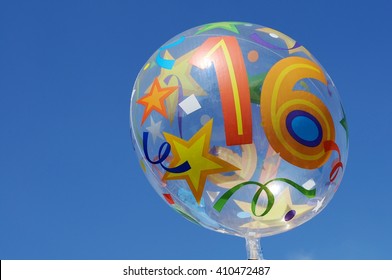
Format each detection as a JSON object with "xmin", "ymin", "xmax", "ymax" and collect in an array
[
  {"xmin": 136, "ymin": 78, "xmax": 178, "ymax": 124},
  {"xmin": 163, "ymin": 119, "xmax": 239, "ymax": 204}
]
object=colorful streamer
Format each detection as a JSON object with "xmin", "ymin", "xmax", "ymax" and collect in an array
[
  {"xmin": 156, "ymin": 36, "xmax": 185, "ymax": 69},
  {"xmin": 142, "ymin": 132, "xmax": 191, "ymax": 173},
  {"xmin": 214, "ymin": 178, "xmax": 316, "ymax": 217},
  {"xmin": 250, "ymin": 32, "xmax": 301, "ymax": 51},
  {"xmin": 253, "ymin": 27, "xmax": 315, "ymax": 60},
  {"xmin": 324, "ymin": 140, "xmax": 343, "ymax": 182}
]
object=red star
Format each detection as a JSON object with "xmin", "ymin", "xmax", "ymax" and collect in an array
[{"xmin": 137, "ymin": 78, "xmax": 178, "ymax": 124}]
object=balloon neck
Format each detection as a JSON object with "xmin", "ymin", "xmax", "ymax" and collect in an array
[{"xmin": 245, "ymin": 237, "xmax": 263, "ymax": 260}]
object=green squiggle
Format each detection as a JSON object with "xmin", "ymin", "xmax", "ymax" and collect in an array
[
  {"xmin": 213, "ymin": 178, "xmax": 316, "ymax": 217},
  {"xmin": 266, "ymin": 178, "xmax": 316, "ymax": 198}
]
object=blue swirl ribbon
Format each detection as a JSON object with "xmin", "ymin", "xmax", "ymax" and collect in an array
[
  {"xmin": 143, "ymin": 132, "xmax": 191, "ymax": 173},
  {"xmin": 156, "ymin": 36, "xmax": 185, "ymax": 69}
]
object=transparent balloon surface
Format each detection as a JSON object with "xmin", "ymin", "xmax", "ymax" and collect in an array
[{"xmin": 130, "ymin": 22, "xmax": 348, "ymax": 240}]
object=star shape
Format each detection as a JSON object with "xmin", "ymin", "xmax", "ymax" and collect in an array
[
  {"xmin": 208, "ymin": 144, "xmax": 257, "ymax": 189},
  {"xmin": 259, "ymin": 148, "xmax": 281, "ymax": 183},
  {"xmin": 162, "ymin": 119, "xmax": 239, "ymax": 204},
  {"xmin": 196, "ymin": 22, "xmax": 242, "ymax": 34},
  {"xmin": 158, "ymin": 50, "xmax": 206, "ymax": 96},
  {"xmin": 312, "ymin": 197, "xmax": 325, "ymax": 212},
  {"xmin": 234, "ymin": 187, "xmax": 314, "ymax": 229},
  {"xmin": 136, "ymin": 78, "xmax": 178, "ymax": 124},
  {"xmin": 157, "ymin": 50, "xmax": 206, "ymax": 124},
  {"xmin": 145, "ymin": 116, "xmax": 164, "ymax": 144}
]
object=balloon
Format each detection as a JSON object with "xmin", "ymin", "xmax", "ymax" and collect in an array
[{"xmin": 130, "ymin": 22, "xmax": 348, "ymax": 259}]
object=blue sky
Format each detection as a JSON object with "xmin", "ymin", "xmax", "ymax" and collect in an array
[{"xmin": 1, "ymin": 0, "xmax": 391, "ymax": 260}]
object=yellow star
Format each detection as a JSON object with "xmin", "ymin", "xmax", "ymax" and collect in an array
[
  {"xmin": 157, "ymin": 50, "xmax": 206, "ymax": 124},
  {"xmin": 163, "ymin": 119, "xmax": 239, "ymax": 204},
  {"xmin": 136, "ymin": 78, "xmax": 178, "ymax": 124},
  {"xmin": 234, "ymin": 187, "xmax": 314, "ymax": 229},
  {"xmin": 159, "ymin": 50, "xmax": 206, "ymax": 96}
]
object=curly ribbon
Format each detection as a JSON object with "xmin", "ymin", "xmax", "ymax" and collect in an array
[
  {"xmin": 250, "ymin": 32, "xmax": 301, "ymax": 51},
  {"xmin": 340, "ymin": 104, "xmax": 349, "ymax": 145},
  {"xmin": 214, "ymin": 178, "xmax": 316, "ymax": 217},
  {"xmin": 251, "ymin": 27, "xmax": 315, "ymax": 60},
  {"xmin": 156, "ymin": 36, "xmax": 185, "ymax": 69},
  {"xmin": 324, "ymin": 140, "xmax": 343, "ymax": 182},
  {"xmin": 142, "ymin": 132, "xmax": 190, "ymax": 173}
]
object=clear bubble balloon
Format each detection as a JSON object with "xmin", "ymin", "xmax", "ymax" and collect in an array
[{"xmin": 130, "ymin": 22, "xmax": 348, "ymax": 259}]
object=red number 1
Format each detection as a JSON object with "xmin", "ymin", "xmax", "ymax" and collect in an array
[{"xmin": 190, "ymin": 36, "xmax": 252, "ymax": 146}]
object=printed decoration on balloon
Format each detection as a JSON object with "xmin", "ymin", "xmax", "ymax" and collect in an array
[
  {"xmin": 234, "ymin": 187, "xmax": 314, "ymax": 229},
  {"xmin": 249, "ymin": 72, "xmax": 267, "ymax": 104},
  {"xmin": 146, "ymin": 116, "xmax": 164, "ymax": 144},
  {"xmin": 156, "ymin": 36, "xmax": 185, "ymax": 69},
  {"xmin": 251, "ymin": 27, "xmax": 315, "ymax": 60},
  {"xmin": 163, "ymin": 193, "xmax": 175, "ymax": 205},
  {"xmin": 130, "ymin": 21, "xmax": 348, "ymax": 259},
  {"xmin": 259, "ymin": 145, "xmax": 281, "ymax": 183},
  {"xmin": 190, "ymin": 36, "xmax": 253, "ymax": 146},
  {"xmin": 142, "ymin": 131, "xmax": 191, "ymax": 174},
  {"xmin": 195, "ymin": 22, "xmax": 242, "ymax": 34},
  {"xmin": 213, "ymin": 178, "xmax": 315, "ymax": 218},
  {"xmin": 260, "ymin": 56, "xmax": 340, "ymax": 170},
  {"xmin": 324, "ymin": 140, "xmax": 343, "ymax": 183},
  {"xmin": 157, "ymin": 49, "xmax": 207, "ymax": 129},
  {"xmin": 312, "ymin": 197, "xmax": 326, "ymax": 213},
  {"xmin": 174, "ymin": 205, "xmax": 202, "ymax": 225},
  {"xmin": 208, "ymin": 144, "xmax": 257, "ymax": 189},
  {"xmin": 339, "ymin": 104, "xmax": 349, "ymax": 144},
  {"xmin": 137, "ymin": 78, "xmax": 178, "ymax": 125},
  {"xmin": 162, "ymin": 119, "xmax": 239, "ymax": 204}
]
